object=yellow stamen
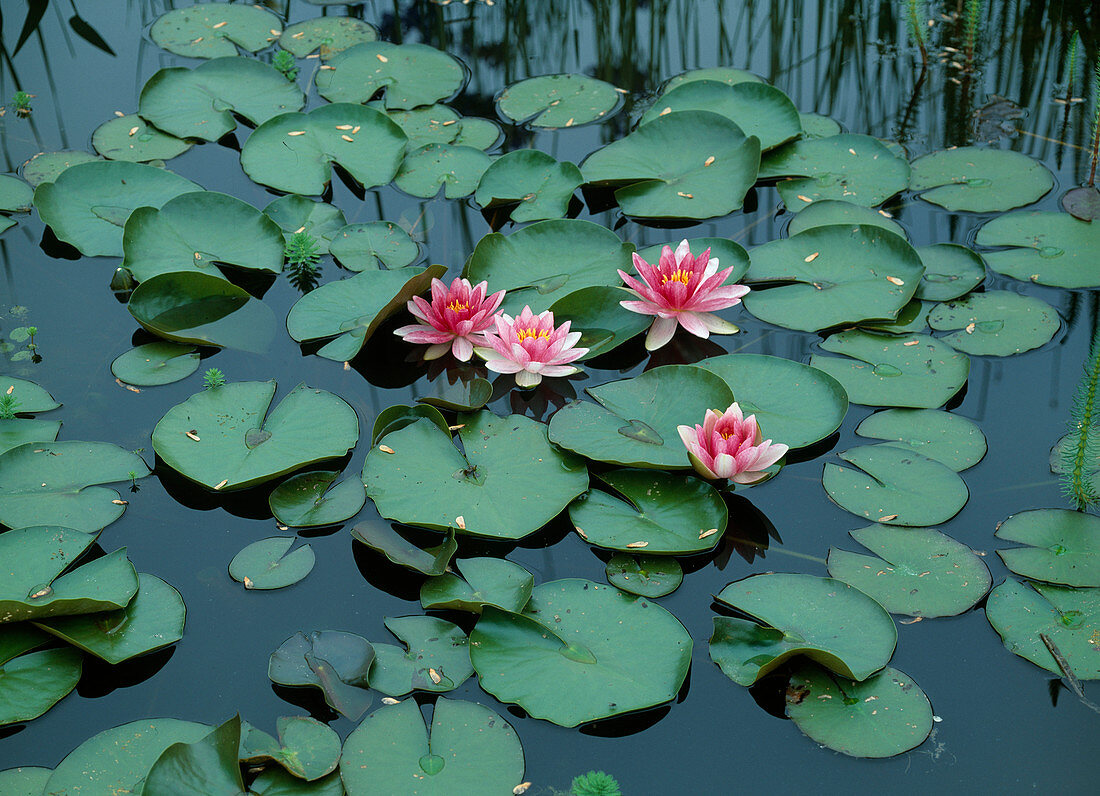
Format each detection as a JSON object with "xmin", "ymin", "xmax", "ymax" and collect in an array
[
  {"xmin": 447, "ymin": 300, "xmax": 469, "ymax": 312},
  {"xmin": 516, "ymin": 328, "xmax": 551, "ymax": 343},
  {"xmin": 660, "ymin": 269, "xmax": 692, "ymax": 285}
]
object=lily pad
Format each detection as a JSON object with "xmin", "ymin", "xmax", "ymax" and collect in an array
[
  {"xmin": 785, "ymin": 662, "xmax": 933, "ymax": 758},
  {"xmin": 547, "ymin": 365, "xmax": 735, "ymax": 468},
  {"xmin": 985, "ymin": 579, "xmax": 1100, "ymax": 679},
  {"xmin": 128, "ymin": 271, "xmax": 278, "ymax": 352},
  {"xmin": 269, "ymin": 472, "xmax": 365, "ymax": 528},
  {"xmin": 474, "ymin": 149, "xmax": 583, "ymax": 222},
  {"xmin": 372, "ymin": 103, "xmax": 463, "ymax": 148},
  {"xmin": 698, "ymin": 353, "xmax": 848, "ymax": 449},
  {"xmin": 111, "ymin": 342, "xmax": 200, "ymax": 387},
  {"xmin": 0, "ymin": 625, "xmax": 52, "ymax": 664},
  {"xmin": 462, "ymin": 219, "xmax": 633, "ymax": 315},
  {"xmin": 827, "ymin": 525, "xmax": 991, "ymax": 617},
  {"xmin": 497, "ymin": 73, "xmax": 621, "ymax": 128},
  {"xmin": 329, "ymin": 222, "xmax": 419, "ymax": 271},
  {"xmin": 150, "ymin": 3, "xmax": 281, "ymax": 58},
  {"xmin": 263, "ymin": 195, "xmax": 347, "ymax": 253},
  {"xmin": 664, "ymin": 67, "xmax": 764, "ymax": 90},
  {"xmin": 241, "ymin": 103, "xmax": 407, "ymax": 195},
  {"xmin": 975, "ymin": 211, "xmax": 1100, "ymax": 288},
  {"xmin": 279, "ymin": 17, "xmax": 377, "ymax": 58},
  {"xmin": 710, "ymin": 573, "xmax": 896, "ymax": 685},
  {"xmin": 568, "ymin": 468, "xmax": 727, "ymax": 554},
  {"xmin": 420, "ymin": 557, "xmax": 534, "ymax": 614},
  {"xmin": 316, "ymin": 42, "xmax": 466, "ymax": 108},
  {"xmin": 90, "ymin": 115, "xmax": 191, "ymax": 163},
  {"xmin": 0, "ymin": 647, "xmax": 82, "ymax": 726},
  {"xmin": 799, "ymin": 112, "xmax": 842, "ymax": 138},
  {"xmin": 913, "ymin": 243, "xmax": 986, "ymax": 301},
  {"xmin": 1, "ymin": 377, "xmax": 60, "ymax": 413},
  {"xmin": 371, "ymin": 404, "xmax": 450, "ymax": 445},
  {"xmin": 927, "ymin": 290, "xmax": 1060, "ymax": 356},
  {"xmin": 547, "ymin": 285, "xmax": 651, "ymax": 360},
  {"xmin": 32, "ymin": 161, "xmax": 200, "ymax": 257},
  {"xmin": 416, "ymin": 377, "xmax": 493, "ymax": 412},
  {"xmin": 363, "ymin": 412, "xmax": 588, "ymax": 540},
  {"xmin": 241, "ymin": 716, "xmax": 342, "ymax": 781},
  {"xmin": 286, "ymin": 265, "xmax": 446, "ymax": 361},
  {"xmin": 994, "ymin": 509, "xmax": 1100, "ymax": 587},
  {"xmin": 0, "ymin": 442, "xmax": 149, "ymax": 532},
  {"xmin": 350, "ymin": 523, "xmax": 457, "ymax": 576},
  {"xmin": 145, "ymin": 715, "xmax": 244, "ymax": 795},
  {"xmin": 339, "ymin": 698, "xmax": 525, "ymax": 795},
  {"xmin": 743, "ymin": 224, "xmax": 923, "ymax": 332},
  {"xmin": 854, "ymin": 409, "xmax": 986, "ymax": 471},
  {"xmin": 470, "ymin": 579, "xmax": 692, "ymax": 727},
  {"xmin": 910, "ymin": 147, "xmax": 1053, "ymax": 212},
  {"xmin": 809, "ymin": 330, "xmax": 970, "ymax": 408},
  {"xmin": 268, "ymin": 630, "xmax": 374, "ymax": 720},
  {"xmin": 605, "ymin": 554, "xmax": 683, "ymax": 598},
  {"xmin": 20, "ymin": 150, "xmax": 100, "ymax": 187},
  {"xmin": 394, "ymin": 143, "xmax": 491, "ymax": 199},
  {"xmin": 759, "ymin": 134, "xmax": 910, "ymax": 211},
  {"xmin": 1063, "ymin": 186, "xmax": 1100, "ymax": 221},
  {"xmin": 229, "ymin": 537, "xmax": 316, "ymax": 589},
  {"xmin": 0, "ymin": 419, "xmax": 62, "ymax": 457},
  {"xmin": 368, "ymin": 616, "xmax": 472, "ymax": 696},
  {"xmin": 581, "ymin": 110, "xmax": 760, "ymax": 220},
  {"xmin": 0, "ymin": 175, "xmax": 32, "ymax": 232},
  {"xmin": 858, "ymin": 299, "xmax": 933, "ymax": 335},
  {"xmin": 787, "ymin": 200, "xmax": 907, "ymax": 239},
  {"xmin": 452, "ymin": 116, "xmax": 502, "ymax": 150},
  {"xmin": 823, "ymin": 445, "xmax": 969, "ymax": 526},
  {"xmin": 0, "ymin": 767, "xmax": 52, "ymax": 794}
]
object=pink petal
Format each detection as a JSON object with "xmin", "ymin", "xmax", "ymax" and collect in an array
[{"xmin": 645, "ymin": 316, "xmax": 678, "ymax": 350}]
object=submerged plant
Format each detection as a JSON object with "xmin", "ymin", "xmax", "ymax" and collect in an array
[
  {"xmin": 202, "ymin": 367, "xmax": 226, "ymax": 390},
  {"xmin": 678, "ymin": 402, "xmax": 789, "ymax": 485},
  {"xmin": 394, "ymin": 276, "xmax": 505, "ymax": 361},
  {"xmin": 1062, "ymin": 31, "xmax": 1081, "ymax": 103},
  {"xmin": 285, "ymin": 231, "xmax": 322, "ymax": 291},
  {"xmin": 0, "ymin": 391, "xmax": 20, "ymax": 419},
  {"xmin": 272, "ymin": 49, "xmax": 298, "ymax": 81},
  {"xmin": 1060, "ymin": 315, "xmax": 1100, "ymax": 509},
  {"xmin": 905, "ymin": 0, "xmax": 929, "ymax": 68},
  {"xmin": 570, "ymin": 771, "xmax": 622, "ymax": 796}
]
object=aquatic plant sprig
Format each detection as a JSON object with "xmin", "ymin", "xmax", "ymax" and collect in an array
[
  {"xmin": 0, "ymin": 390, "xmax": 20, "ymax": 419},
  {"xmin": 964, "ymin": 0, "xmax": 982, "ymax": 73},
  {"xmin": 1060, "ymin": 314, "xmax": 1100, "ymax": 510},
  {"xmin": 1089, "ymin": 58, "xmax": 1100, "ymax": 187},
  {"xmin": 570, "ymin": 770, "xmax": 622, "ymax": 796},
  {"xmin": 10, "ymin": 90, "xmax": 33, "ymax": 118},
  {"xmin": 905, "ymin": 0, "xmax": 929, "ymax": 68},
  {"xmin": 202, "ymin": 367, "xmax": 226, "ymax": 390},
  {"xmin": 272, "ymin": 49, "xmax": 298, "ymax": 81},
  {"xmin": 285, "ymin": 230, "xmax": 322, "ymax": 292},
  {"xmin": 1062, "ymin": 31, "xmax": 1081, "ymax": 104}
]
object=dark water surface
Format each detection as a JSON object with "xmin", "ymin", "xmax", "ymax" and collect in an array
[{"xmin": 1, "ymin": 1, "xmax": 1097, "ymax": 792}]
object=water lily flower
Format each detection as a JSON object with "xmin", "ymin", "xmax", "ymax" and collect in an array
[
  {"xmin": 618, "ymin": 239, "xmax": 750, "ymax": 351},
  {"xmin": 476, "ymin": 305, "xmax": 588, "ymax": 388},
  {"xmin": 394, "ymin": 277, "xmax": 505, "ymax": 361},
  {"xmin": 677, "ymin": 402, "xmax": 788, "ymax": 484}
]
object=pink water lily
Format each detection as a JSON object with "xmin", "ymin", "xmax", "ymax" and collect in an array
[
  {"xmin": 476, "ymin": 305, "xmax": 588, "ymax": 388},
  {"xmin": 619, "ymin": 239, "xmax": 750, "ymax": 351},
  {"xmin": 677, "ymin": 402, "xmax": 788, "ymax": 484},
  {"xmin": 394, "ymin": 277, "xmax": 505, "ymax": 361}
]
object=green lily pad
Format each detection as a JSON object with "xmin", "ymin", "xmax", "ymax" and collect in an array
[
  {"xmin": 799, "ymin": 112, "xmax": 842, "ymax": 138},
  {"xmin": 827, "ymin": 525, "xmax": 991, "ymax": 617},
  {"xmin": 416, "ymin": 377, "xmax": 493, "ymax": 412},
  {"xmin": 0, "ymin": 442, "xmax": 149, "ymax": 532},
  {"xmin": 547, "ymin": 365, "xmax": 735, "ymax": 468},
  {"xmin": 121, "ymin": 191, "xmax": 285, "ymax": 282},
  {"xmin": 146, "ymin": 715, "xmax": 245, "ymax": 795},
  {"xmin": 785, "ymin": 662, "xmax": 933, "ymax": 758},
  {"xmin": 152, "ymin": 381, "xmax": 358, "ymax": 491},
  {"xmin": 854, "ymin": 409, "xmax": 986, "ymax": 471},
  {"xmin": 0, "ymin": 175, "xmax": 34, "ymax": 224},
  {"xmin": 0, "ymin": 419, "xmax": 62, "ymax": 457},
  {"xmin": 642, "ymin": 80, "xmax": 800, "ymax": 151},
  {"xmin": 264, "ymin": 196, "xmax": 347, "ymax": 253},
  {"xmin": 809, "ymin": 330, "xmax": 970, "ymax": 408},
  {"xmin": 462, "ymin": 219, "xmax": 633, "ymax": 315},
  {"xmin": 372, "ymin": 103, "xmax": 463, "ymax": 148},
  {"xmin": 269, "ymin": 472, "xmax": 365, "ymax": 528},
  {"xmin": 350, "ymin": 523, "xmax": 457, "ymax": 576},
  {"xmin": 34, "ymin": 573, "xmax": 185, "ymax": 664},
  {"xmin": 1, "ymin": 377, "xmax": 60, "ymax": 413},
  {"xmin": 858, "ymin": 299, "xmax": 933, "ymax": 335},
  {"xmin": 743, "ymin": 224, "xmax": 923, "ymax": 332},
  {"xmin": 568, "ymin": 468, "xmax": 727, "ymax": 554},
  {"xmin": 241, "ymin": 716, "xmax": 342, "ymax": 781},
  {"xmin": 927, "ymin": 290, "xmax": 1060, "ymax": 356},
  {"xmin": 420, "ymin": 557, "xmax": 534, "ymax": 614},
  {"xmin": 0, "ymin": 624, "xmax": 54, "ymax": 664},
  {"xmin": 368, "ymin": 616, "xmax": 472, "ymax": 696},
  {"xmin": 605, "ymin": 554, "xmax": 683, "ymax": 598},
  {"xmin": 394, "ymin": 143, "xmax": 491, "ymax": 199},
  {"xmin": 363, "ymin": 412, "xmax": 588, "ymax": 540},
  {"xmin": 698, "ymin": 353, "xmax": 848, "ymax": 449},
  {"xmin": 268, "ymin": 630, "xmax": 374, "ymax": 720},
  {"xmin": 229, "ymin": 537, "xmax": 316, "ymax": 589},
  {"xmin": 111, "ymin": 342, "xmax": 200, "ymax": 387},
  {"xmin": 32, "ymin": 161, "xmax": 200, "ymax": 257},
  {"xmin": 823, "ymin": 445, "xmax": 969, "ymax": 526},
  {"xmin": 497, "ymin": 73, "xmax": 621, "ymax": 128},
  {"xmin": 913, "ymin": 243, "xmax": 986, "ymax": 301},
  {"xmin": 452, "ymin": 116, "xmax": 502, "ymax": 150},
  {"xmin": 909, "ymin": 147, "xmax": 1053, "ymax": 212},
  {"xmin": 241, "ymin": 103, "xmax": 407, "ymax": 195},
  {"xmin": 546, "ymin": 285, "xmax": 650, "ymax": 360},
  {"xmin": 1063, "ymin": 186, "xmax": 1100, "ymax": 221},
  {"xmin": 710, "ymin": 573, "xmax": 897, "ymax": 685},
  {"xmin": 20, "ymin": 150, "xmax": 100, "ymax": 187},
  {"xmin": 316, "ymin": 42, "xmax": 466, "ymax": 108},
  {"xmin": 975, "ymin": 211, "xmax": 1100, "ymax": 289},
  {"xmin": 0, "ymin": 767, "xmax": 52, "ymax": 794},
  {"xmin": 128, "ymin": 271, "xmax": 278, "ymax": 352},
  {"xmin": 994, "ymin": 509, "xmax": 1100, "ymax": 587},
  {"xmin": 371, "ymin": 404, "xmax": 450, "ymax": 446},
  {"xmin": 663, "ymin": 67, "xmax": 764, "ymax": 90},
  {"xmin": 150, "ymin": 3, "xmax": 281, "ymax": 58},
  {"xmin": 787, "ymin": 200, "xmax": 907, "ymax": 238},
  {"xmin": 90, "ymin": 115, "xmax": 191, "ymax": 163},
  {"xmin": 0, "ymin": 647, "xmax": 82, "ymax": 726},
  {"xmin": 985, "ymin": 579, "xmax": 1100, "ymax": 679},
  {"xmin": 581, "ymin": 110, "xmax": 760, "ymax": 220},
  {"xmin": 286, "ymin": 265, "xmax": 446, "ymax": 361},
  {"xmin": 329, "ymin": 222, "xmax": 419, "ymax": 271},
  {"xmin": 279, "ymin": 16, "xmax": 377, "ymax": 58},
  {"xmin": 759, "ymin": 134, "xmax": 910, "ymax": 211},
  {"xmin": 471, "ymin": 579, "xmax": 692, "ymax": 727},
  {"xmin": 340, "ymin": 698, "xmax": 525, "ymax": 795},
  {"xmin": 474, "ymin": 149, "xmax": 583, "ymax": 222}
]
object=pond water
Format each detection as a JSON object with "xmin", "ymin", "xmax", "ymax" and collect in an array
[{"xmin": 1, "ymin": 0, "xmax": 1097, "ymax": 792}]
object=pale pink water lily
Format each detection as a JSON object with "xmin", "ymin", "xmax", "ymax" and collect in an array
[
  {"xmin": 677, "ymin": 402, "xmax": 788, "ymax": 484},
  {"xmin": 618, "ymin": 239, "xmax": 750, "ymax": 351},
  {"xmin": 394, "ymin": 277, "xmax": 505, "ymax": 361},
  {"xmin": 476, "ymin": 305, "xmax": 588, "ymax": 388}
]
